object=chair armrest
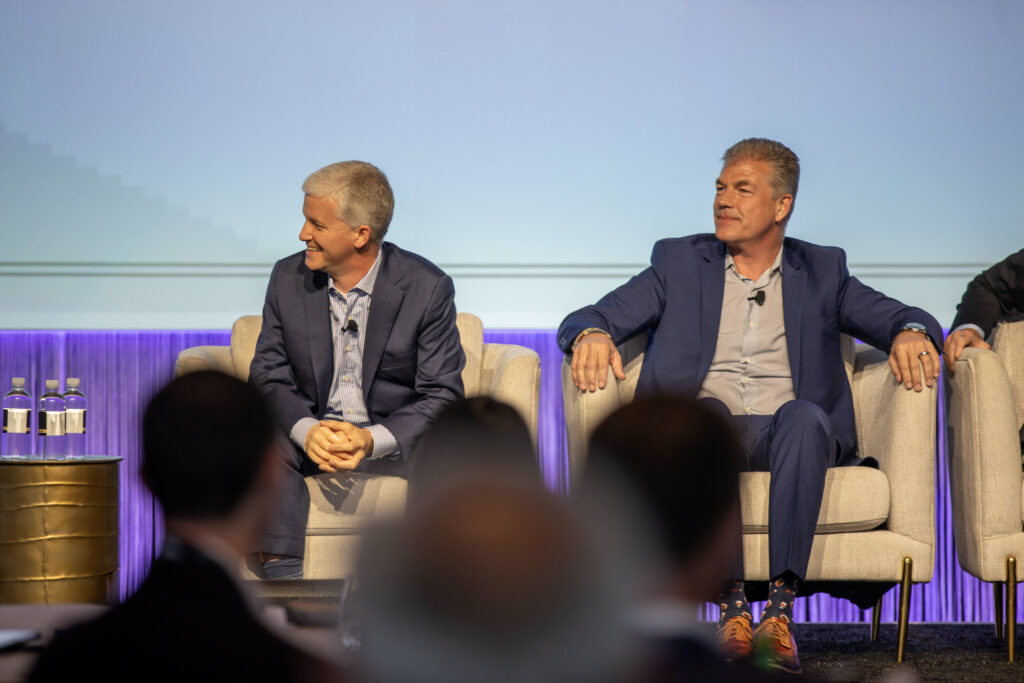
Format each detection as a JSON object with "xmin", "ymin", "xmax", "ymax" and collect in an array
[
  {"xmin": 851, "ymin": 347, "xmax": 936, "ymax": 546},
  {"xmin": 174, "ymin": 346, "xmax": 233, "ymax": 377},
  {"xmin": 479, "ymin": 343, "xmax": 541, "ymax": 446},
  {"xmin": 561, "ymin": 356, "xmax": 631, "ymax": 488},
  {"xmin": 945, "ymin": 346, "xmax": 1023, "ymax": 571}
]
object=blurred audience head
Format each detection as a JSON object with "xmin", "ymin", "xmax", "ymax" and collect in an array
[
  {"xmin": 359, "ymin": 480, "xmax": 627, "ymax": 683},
  {"xmin": 142, "ymin": 371, "xmax": 279, "ymax": 524},
  {"xmin": 358, "ymin": 398, "xmax": 630, "ymax": 682},
  {"xmin": 578, "ymin": 395, "xmax": 745, "ymax": 603},
  {"xmin": 410, "ymin": 396, "xmax": 541, "ymax": 507}
]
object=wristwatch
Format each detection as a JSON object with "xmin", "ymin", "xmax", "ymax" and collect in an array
[
  {"xmin": 899, "ymin": 322, "xmax": 941, "ymax": 355},
  {"xmin": 573, "ymin": 327, "xmax": 612, "ymax": 349}
]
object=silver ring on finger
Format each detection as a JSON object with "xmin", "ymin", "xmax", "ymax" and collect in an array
[{"xmin": 919, "ymin": 350, "xmax": 930, "ymax": 357}]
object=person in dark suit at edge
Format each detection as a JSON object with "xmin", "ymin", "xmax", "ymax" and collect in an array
[
  {"xmin": 28, "ymin": 371, "xmax": 343, "ymax": 682},
  {"xmin": 558, "ymin": 138, "xmax": 943, "ymax": 673},
  {"xmin": 944, "ymin": 248, "xmax": 1024, "ymax": 447},
  {"xmin": 944, "ymin": 248, "xmax": 1024, "ymax": 369},
  {"xmin": 249, "ymin": 161, "xmax": 466, "ymax": 580}
]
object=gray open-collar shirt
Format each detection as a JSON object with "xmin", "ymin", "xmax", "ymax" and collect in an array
[{"xmin": 697, "ymin": 246, "xmax": 795, "ymax": 416}]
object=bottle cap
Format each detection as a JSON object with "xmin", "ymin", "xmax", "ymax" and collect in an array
[
  {"xmin": 12, "ymin": 377, "xmax": 25, "ymax": 387},
  {"xmin": 67, "ymin": 378, "xmax": 80, "ymax": 388},
  {"xmin": 45, "ymin": 379, "xmax": 59, "ymax": 390}
]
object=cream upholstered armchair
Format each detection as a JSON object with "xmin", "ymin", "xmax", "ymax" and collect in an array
[
  {"xmin": 175, "ymin": 312, "xmax": 541, "ymax": 579},
  {"xmin": 946, "ymin": 319, "xmax": 1024, "ymax": 661},
  {"xmin": 562, "ymin": 333, "xmax": 936, "ymax": 662}
]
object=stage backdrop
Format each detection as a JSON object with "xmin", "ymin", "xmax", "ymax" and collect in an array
[
  {"xmin": 0, "ymin": 328, "xmax": 1017, "ymax": 625},
  {"xmin": 2, "ymin": 0, "xmax": 1023, "ymax": 330}
]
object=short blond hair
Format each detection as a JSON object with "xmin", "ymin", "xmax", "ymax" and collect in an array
[
  {"xmin": 302, "ymin": 161, "xmax": 395, "ymax": 242},
  {"xmin": 722, "ymin": 138, "xmax": 800, "ymax": 200}
]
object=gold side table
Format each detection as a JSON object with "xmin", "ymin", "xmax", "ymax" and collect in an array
[{"xmin": 0, "ymin": 456, "xmax": 121, "ymax": 604}]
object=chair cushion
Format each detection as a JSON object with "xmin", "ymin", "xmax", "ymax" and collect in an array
[
  {"xmin": 305, "ymin": 473, "xmax": 407, "ymax": 535},
  {"xmin": 741, "ymin": 466, "xmax": 889, "ymax": 534}
]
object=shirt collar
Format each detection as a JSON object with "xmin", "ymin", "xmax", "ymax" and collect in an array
[
  {"xmin": 724, "ymin": 245, "xmax": 784, "ymax": 275},
  {"xmin": 328, "ymin": 247, "xmax": 383, "ymax": 296}
]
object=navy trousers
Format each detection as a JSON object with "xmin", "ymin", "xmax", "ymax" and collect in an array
[
  {"xmin": 261, "ymin": 438, "xmax": 316, "ymax": 559},
  {"xmin": 702, "ymin": 398, "xmax": 839, "ymax": 582}
]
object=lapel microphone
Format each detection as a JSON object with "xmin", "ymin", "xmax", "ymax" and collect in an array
[
  {"xmin": 748, "ymin": 290, "xmax": 766, "ymax": 306},
  {"xmin": 345, "ymin": 318, "xmax": 359, "ymax": 333}
]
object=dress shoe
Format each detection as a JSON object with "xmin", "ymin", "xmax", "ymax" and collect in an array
[
  {"xmin": 716, "ymin": 615, "xmax": 753, "ymax": 661},
  {"xmin": 752, "ymin": 616, "xmax": 801, "ymax": 674}
]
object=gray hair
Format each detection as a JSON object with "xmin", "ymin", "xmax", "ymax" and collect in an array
[
  {"xmin": 302, "ymin": 161, "xmax": 395, "ymax": 243},
  {"xmin": 722, "ymin": 138, "xmax": 800, "ymax": 200}
]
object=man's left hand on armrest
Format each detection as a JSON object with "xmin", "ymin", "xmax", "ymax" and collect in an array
[{"xmin": 888, "ymin": 330, "xmax": 941, "ymax": 391}]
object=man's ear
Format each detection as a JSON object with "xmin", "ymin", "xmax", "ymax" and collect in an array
[
  {"xmin": 353, "ymin": 225, "xmax": 373, "ymax": 249},
  {"xmin": 775, "ymin": 194, "xmax": 793, "ymax": 224}
]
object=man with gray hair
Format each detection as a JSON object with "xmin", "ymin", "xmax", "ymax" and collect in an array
[
  {"xmin": 558, "ymin": 138, "xmax": 943, "ymax": 673},
  {"xmin": 249, "ymin": 161, "xmax": 465, "ymax": 580}
]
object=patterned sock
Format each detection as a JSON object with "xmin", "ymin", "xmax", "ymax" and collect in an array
[
  {"xmin": 761, "ymin": 572, "xmax": 799, "ymax": 623},
  {"xmin": 718, "ymin": 580, "xmax": 752, "ymax": 626}
]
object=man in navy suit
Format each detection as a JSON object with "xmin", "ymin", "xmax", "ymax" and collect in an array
[
  {"xmin": 249, "ymin": 161, "xmax": 465, "ymax": 579},
  {"xmin": 558, "ymin": 139, "xmax": 942, "ymax": 673}
]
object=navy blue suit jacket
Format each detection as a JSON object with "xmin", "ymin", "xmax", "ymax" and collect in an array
[
  {"xmin": 249, "ymin": 242, "xmax": 466, "ymax": 461},
  {"xmin": 558, "ymin": 235, "xmax": 943, "ymax": 464}
]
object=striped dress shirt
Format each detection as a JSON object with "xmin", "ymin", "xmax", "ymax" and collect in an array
[{"xmin": 289, "ymin": 249, "xmax": 399, "ymax": 459}]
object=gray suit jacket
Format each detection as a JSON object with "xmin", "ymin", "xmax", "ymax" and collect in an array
[{"xmin": 249, "ymin": 242, "xmax": 466, "ymax": 462}]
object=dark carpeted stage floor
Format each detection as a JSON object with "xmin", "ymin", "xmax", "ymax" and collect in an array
[{"xmin": 798, "ymin": 623, "xmax": 1021, "ymax": 681}]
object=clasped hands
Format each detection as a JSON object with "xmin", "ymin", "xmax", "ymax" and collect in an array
[
  {"xmin": 303, "ymin": 420, "xmax": 374, "ymax": 472},
  {"xmin": 572, "ymin": 330, "xmax": 943, "ymax": 393}
]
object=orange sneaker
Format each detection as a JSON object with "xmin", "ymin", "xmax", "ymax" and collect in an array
[
  {"xmin": 716, "ymin": 615, "xmax": 753, "ymax": 662},
  {"xmin": 752, "ymin": 616, "xmax": 801, "ymax": 674}
]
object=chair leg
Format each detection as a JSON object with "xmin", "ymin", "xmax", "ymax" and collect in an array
[
  {"xmin": 1008, "ymin": 556, "xmax": 1017, "ymax": 663},
  {"xmin": 896, "ymin": 556, "xmax": 912, "ymax": 663},
  {"xmin": 994, "ymin": 582, "xmax": 1005, "ymax": 640},
  {"xmin": 870, "ymin": 597, "xmax": 881, "ymax": 642}
]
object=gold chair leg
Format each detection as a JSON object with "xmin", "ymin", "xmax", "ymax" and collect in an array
[
  {"xmin": 994, "ymin": 582, "xmax": 1005, "ymax": 640},
  {"xmin": 870, "ymin": 597, "xmax": 881, "ymax": 642},
  {"xmin": 896, "ymin": 556, "xmax": 912, "ymax": 663},
  {"xmin": 1008, "ymin": 556, "xmax": 1017, "ymax": 663}
]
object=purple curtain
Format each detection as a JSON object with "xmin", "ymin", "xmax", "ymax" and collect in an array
[{"xmin": 0, "ymin": 329, "xmax": 1015, "ymax": 623}]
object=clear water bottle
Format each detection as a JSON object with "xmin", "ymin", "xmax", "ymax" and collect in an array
[
  {"xmin": 2, "ymin": 378, "xmax": 32, "ymax": 459},
  {"xmin": 63, "ymin": 378, "xmax": 87, "ymax": 458},
  {"xmin": 39, "ymin": 380, "xmax": 66, "ymax": 459}
]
